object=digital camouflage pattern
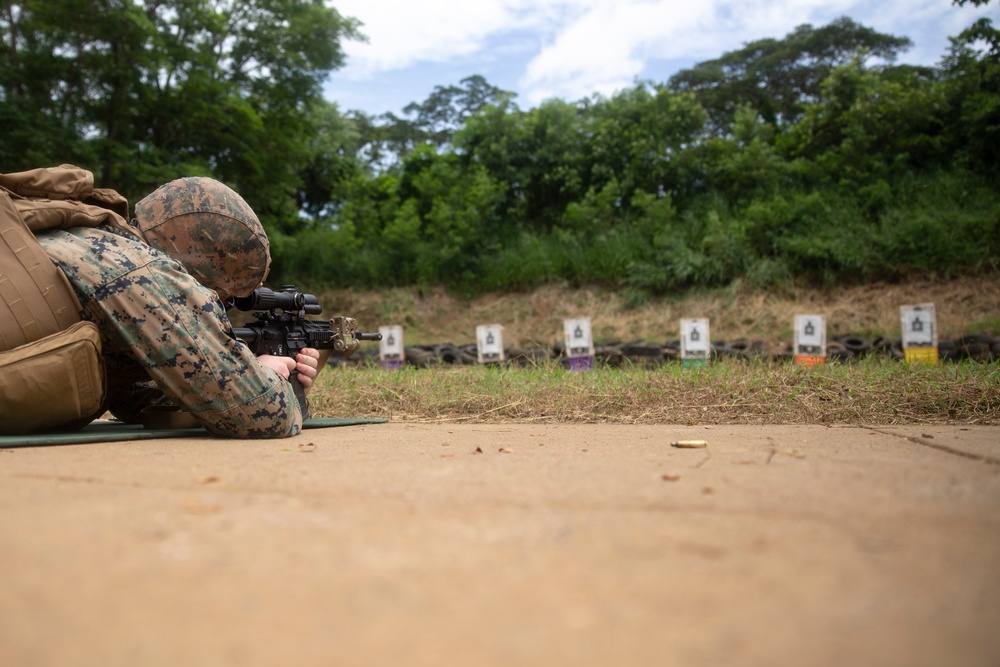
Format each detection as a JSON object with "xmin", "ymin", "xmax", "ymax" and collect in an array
[
  {"xmin": 133, "ymin": 177, "xmax": 270, "ymax": 302},
  {"xmin": 37, "ymin": 225, "xmax": 302, "ymax": 438}
]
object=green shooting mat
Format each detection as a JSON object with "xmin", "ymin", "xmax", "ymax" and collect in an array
[{"xmin": 0, "ymin": 417, "xmax": 388, "ymax": 449}]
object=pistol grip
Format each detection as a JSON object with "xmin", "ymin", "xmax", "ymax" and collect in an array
[{"xmin": 289, "ymin": 370, "xmax": 310, "ymax": 421}]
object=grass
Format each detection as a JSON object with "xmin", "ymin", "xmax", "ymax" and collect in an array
[{"xmin": 308, "ymin": 357, "xmax": 1000, "ymax": 426}]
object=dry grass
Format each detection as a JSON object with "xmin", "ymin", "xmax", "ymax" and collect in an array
[
  {"xmin": 309, "ymin": 358, "xmax": 1000, "ymax": 426},
  {"xmin": 319, "ymin": 275, "xmax": 1000, "ymax": 346}
]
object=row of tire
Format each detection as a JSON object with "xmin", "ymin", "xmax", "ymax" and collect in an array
[{"xmin": 332, "ymin": 333, "xmax": 1000, "ymax": 367}]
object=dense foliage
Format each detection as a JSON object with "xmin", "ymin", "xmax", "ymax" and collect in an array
[
  {"xmin": 0, "ymin": 0, "xmax": 360, "ymax": 228},
  {"xmin": 2, "ymin": 3, "xmax": 998, "ymax": 296}
]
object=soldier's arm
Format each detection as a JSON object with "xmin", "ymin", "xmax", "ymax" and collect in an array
[{"xmin": 103, "ymin": 261, "xmax": 306, "ymax": 437}]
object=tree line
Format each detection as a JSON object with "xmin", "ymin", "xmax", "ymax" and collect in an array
[{"xmin": 2, "ymin": 2, "xmax": 998, "ymax": 298}]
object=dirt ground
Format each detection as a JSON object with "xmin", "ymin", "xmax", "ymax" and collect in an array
[{"xmin": 2, "ymin": 422, "xmax": 999, "ymax": 667}]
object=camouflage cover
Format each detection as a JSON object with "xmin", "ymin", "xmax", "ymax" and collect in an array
[
  {"xmin": 133, "ymin": 177, "xmax": 270, "ymax": 302},
  {"xmin": 37, "ymin": 225, "xmax": 302, "ymax": 438}
]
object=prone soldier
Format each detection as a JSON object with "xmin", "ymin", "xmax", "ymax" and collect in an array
[{"xmin": 1, "ymin": 167, "xmax": 322, "ymax": 437}]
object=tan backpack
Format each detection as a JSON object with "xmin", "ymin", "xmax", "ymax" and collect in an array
[{"xmin": 0, "ymin": 165, "xmax": 137, "ymax": 434}]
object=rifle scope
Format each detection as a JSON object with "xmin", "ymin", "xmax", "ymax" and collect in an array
[{"xmin": 229, "ymin": 285, "xmax": 322, "ymax": 315}]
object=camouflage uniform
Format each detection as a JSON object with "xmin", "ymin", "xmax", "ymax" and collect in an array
[{"xmin": 37, "ymin": 224, "xmax": 303, "ymax": 438}]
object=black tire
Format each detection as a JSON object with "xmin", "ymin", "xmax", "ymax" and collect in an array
[
  {"xmin": 435, "ymin": 344, "xmax": 463, "ymax": 364},
  {"xmin": 404, "ymin": 346, "xmax": 438, "ymax": 367},
  {"xmin": 733, "ymin": 338, "xmax": 767, "ymax": 358},
  {"xmin": 711, "ymin": 341, "xmax": 737, "ymax": 359},
  {"xmin": 958, "ymin": 333, "xmax": 993, "ymax": 345},
  {"xmin": 726, "ymin": 338, "xmax": 755, "ymax": 352},
  {"xmin": 595, "ymin": 346, "xmax": 625, "ymax": 368},
  {"xmin": 621, "ymin": 341, "xmax": 664, "ymax": 358},
  {"xmin": 871, "ymin": 336, "xmax": 892, "ymax": 357},
  {"xmin": 957, "ymin": 334, "xmax": 995, "ymax": 361},
  {"xmin": 938, "ymin": 340, "xmax": 962, "ymax": 363},
  {"xmin": 959, "ymin": 341, "xmax": 993, "ymax": 361},
  {"xmin": 833, "ymin": 334, "xmax": 873, "ymax": 356},
  {"xmin": 458, "ymin": 344, "xmax": 479, "ymax": 365},
  {"xmin": 506, "ymin": 346, "xmax": 550, "ymax": 367},
  {"xmin": 826, "ymin": 341, "xmax": 855, "ymax": 362}
]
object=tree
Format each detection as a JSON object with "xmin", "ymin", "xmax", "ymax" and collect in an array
[
  {"xmin": 349, "ymin": 110, "xmax": 423, "ymax": 172},
  {"xmin": 779, "ymin": 59, "xmax": 949, "ymax": 184},
  {"xmin": 458, "ymin": 98, "xmax": 591, "ymax": 231},
  {"xmin": 402, "ymin": 74, "xmax": 514, "ymax": 149},
  {"xmin": 296, "ymin": 100, "xmax": 363, "ymax": 220},
  {"xmin": 940, "ymin": 17, "xmax": 1000, "ymax": 171},
  {"xmin": 0, "ymin": 0, "xmax": 361, "ymax": 233},
  {"xmin": 668, "ymin": 17, "xmax": 912, "ymax": 135},
  {"xmin": 350, "ymin": 75, "xmax": 516, "ymax": 172},
  {"xmin": 586, "ymin": 84, "xmax": 707, "ymax": 209}
]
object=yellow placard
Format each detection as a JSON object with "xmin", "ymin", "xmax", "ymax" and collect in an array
[{"xmin": 904, "ymin": 347, "xmax": 939, "ymax": 365}]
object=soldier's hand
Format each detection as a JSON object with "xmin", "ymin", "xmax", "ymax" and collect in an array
[
  {"xmin": 257, "ymin": 350, "xmax": 320, "ymax": 394},
  {"xmin": 257, "ymin": 354, "xmax": 296, "ymax": 379},
  {"xmin": 295, "ymin": 348, "xmax": 321, "ymax": 393}
]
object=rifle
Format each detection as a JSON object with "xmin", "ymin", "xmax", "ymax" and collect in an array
[{"xmin": 229, "ymin": 285, "xmax": 381, "ymax": 419}]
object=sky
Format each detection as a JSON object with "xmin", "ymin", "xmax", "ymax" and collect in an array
[{"xmin": 322, "ymin": 0, "xmax": 997, "ymax": 117}]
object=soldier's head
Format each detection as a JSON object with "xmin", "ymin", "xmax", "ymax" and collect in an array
[{"xmin": 133, "ymin": 177, "xmax": 270, "ymax": 301}]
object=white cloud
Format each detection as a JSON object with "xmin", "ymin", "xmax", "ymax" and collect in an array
[
  {"xmin": 327, "ymin": 0, "xmax": 995, "ymax": 112},
  {"xmin": 332, "ymin": 0, "xmax": 565, "ymax": 77},
  {"xmin": 519, "ymin": 1, "xmax": 718, "ymax": 104},
  {"xmin": 516, "ymin": 0, "xmax": 885, "ymax": 104}
]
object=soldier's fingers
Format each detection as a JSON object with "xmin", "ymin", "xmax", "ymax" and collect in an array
[
  {"xmin": 297, "ymin": 349, "xmax": 320, "ymax": 369},
  {"xmin": 297, "ymin": 358, "xmax": 319, "ymax": 384},
  {"xmin": 257, "ymin": 354, "xmax": 295, "ymax": 379}
]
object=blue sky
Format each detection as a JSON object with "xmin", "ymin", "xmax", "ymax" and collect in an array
[{"xmin": 322, "ymin": 0, "xmax": 997, "ymax": 117}]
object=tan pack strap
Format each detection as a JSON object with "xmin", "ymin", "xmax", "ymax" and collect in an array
[
  {"xmin": 0, "ymin": 163, "xmax": 131, "ymax": 231},
  {"xmin": 12, "ymin": 196, "xmax": 139, "ymax": 239},
  {"xmin": 0, "ymin": 164, "xmax": 93, "ymax": 200},
  {"xmin": 0, "ymin": 191, "xmax": 81, "ymax": 351}
]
